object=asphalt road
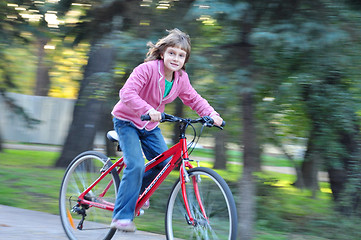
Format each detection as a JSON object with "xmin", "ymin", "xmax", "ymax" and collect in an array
[{"xmin": 0, "ymin": 205, "xmax": 166, "ymax": 240}]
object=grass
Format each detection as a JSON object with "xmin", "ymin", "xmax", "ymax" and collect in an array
[
  {"xmin": 0, "ymin": 149, "xmax": 63, "ymax": 213},
  {"xmin": 0, "ymin": 147, "xmax": 360, "ymax": 239}
]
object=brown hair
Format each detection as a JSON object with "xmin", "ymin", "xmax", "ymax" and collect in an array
[{"xmin": 145, "ymin": 28, "xmax": 191, "ymax": 70}]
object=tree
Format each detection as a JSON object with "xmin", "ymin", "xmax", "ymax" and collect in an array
[
  {"xmin": 251, "ymin": 0, "xmax": 361, "ymax": 213},
  {"xmin": 55, "ymin": 44, "xmax": 115, "ymax": 167},
  {"xmin": 34, "ymin": 37, "xmax": 51, "ymax": 96},
  {"xmin": 300, "ymin": 69, "xmax": 361, "ymax": 212},
  {"xmin": 188, "ymin": 1, "xmax": 262, "ymax": 238},
  {"xmin": 54, "ymin": 0, "xmax": 137, "ymax": 167},
  {"xmin": 188, "ymin": 0, "xmax": 361, "ymax": 236}
]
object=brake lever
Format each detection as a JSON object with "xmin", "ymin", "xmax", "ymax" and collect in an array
[
  {"xmin": 202, "ymin": 116, "xmax": 225, "ymax": 129},
  {"xmin": 201, "ymin": 116, "xmax": 214, "ymax": 128},
  {"xmin": 203, "ymin": 122, "xmax": 213, "ymax": 128}
]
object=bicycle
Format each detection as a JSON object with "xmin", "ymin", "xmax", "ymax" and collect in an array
[{"xmin": 59, "ymin": 113, "xmax": 238, "ymax": 240}]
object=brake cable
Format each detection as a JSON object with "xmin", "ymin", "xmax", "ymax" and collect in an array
[{"xmin": 187, "ymin": 118, "xmax": 209, "ymax": 156}]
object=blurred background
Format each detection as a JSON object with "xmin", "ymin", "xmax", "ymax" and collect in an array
[{"xmin": 1, "ymin": 0, "xmax": 361, "ymax": 239}]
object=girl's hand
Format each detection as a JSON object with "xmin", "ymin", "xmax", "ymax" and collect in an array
[
  {"xmin": 149, "ymin": 109, "xmax": 162, "ymax": 122},
  {"xmin": 212, "ymin": 115, "xmax": 223, "ymax": 127}
]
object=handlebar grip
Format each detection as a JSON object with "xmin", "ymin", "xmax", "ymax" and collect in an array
[
  {"xmin": 141, "ymin": 114, "xmax": 151, "ymax": 121},
  {"xmin": 221, "ymin": 121, "xmax": 226, "ymax": 127},
  {"xmin": 141, "ymin": 113, "xmax": 166, "ymax": 121}
]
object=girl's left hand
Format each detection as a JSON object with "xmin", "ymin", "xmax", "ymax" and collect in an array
[
  {"xmin": 149, "ymin": 109, "xmax": 162, "ymax": 122},
  {"xmin": 212, "ymin": 115, "xmax": 223, "ymax": 127}
]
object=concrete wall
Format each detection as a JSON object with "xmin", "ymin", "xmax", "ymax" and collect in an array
[{"xmin": 0, "ymin": 92, "xmax": 75, "ymax": 145}]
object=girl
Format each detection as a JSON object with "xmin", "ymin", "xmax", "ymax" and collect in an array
[{"xmin": 110, "ymin": 28, "xmax": 223, "ymax": 231}]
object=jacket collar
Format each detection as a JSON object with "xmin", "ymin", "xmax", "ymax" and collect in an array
[
  {"xmin": 158, "ymin": 59, "xmax": 164, "ymax": 80},
  {"xmin": 157, "ymin": 59, "xmax": 180, "ymax": 82}
]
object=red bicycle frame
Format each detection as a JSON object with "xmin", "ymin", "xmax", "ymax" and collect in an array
[{"xmin": 77, "ymin": 136, "xmax": 208, "ymax": 226}]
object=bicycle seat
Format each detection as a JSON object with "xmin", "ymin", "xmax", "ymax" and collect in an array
[{"xmin": 107, "ymin": 130, "xmax": 119, "ymax": 142}]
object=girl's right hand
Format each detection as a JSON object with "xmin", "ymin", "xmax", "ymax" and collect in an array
[
  {"xmin": 211, "ymin": 115, "xmax": 223, "ymax": 127},
  {"xmin": 148, "ymin": 109, "xmax": 162, "ymax": 122}
]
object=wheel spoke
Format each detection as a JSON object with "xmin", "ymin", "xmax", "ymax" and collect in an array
[
  {"xmin": 59, "ymin": 152, "xmax": 120, "ymax": 240},
  {"xmin": 165, "ymin": 167, "xmax": 237, "ymax": 240}
]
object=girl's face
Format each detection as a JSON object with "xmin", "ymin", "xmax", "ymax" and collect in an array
[{"xmin": 162, "ymin": 46, "xmax": 187, "ymax": 75}]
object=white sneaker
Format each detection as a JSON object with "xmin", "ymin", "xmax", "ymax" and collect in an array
[{"xmin": 110, "ymin": 219, "xmax": 136, "ymax": 232}]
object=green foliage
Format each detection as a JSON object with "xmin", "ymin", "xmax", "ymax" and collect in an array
[
  {"xmin": 255, "ymin": 172, "xmax": 361, "ymax": 240},
  {"xmin": 248, "ymin": 1, "xmax": 361, "ymax": 212},
  {"xmin": 188, "ymin": 0, "xmax": 249, "ymax": 23}
]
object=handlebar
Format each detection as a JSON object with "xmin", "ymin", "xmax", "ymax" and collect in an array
[
  {"xmin": 140, "ymin": 113, "xmax": 165, "ymax": 121},
  {"xmin": 141, "ymin": 113, "xmax": 226, "ymax": 128}
]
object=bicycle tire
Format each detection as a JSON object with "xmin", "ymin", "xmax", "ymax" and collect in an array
[
  {"xmin": 165, "ymin": 167, "xmax": 238, "ymax": 240},
  {"xmin": 59, "ymin": 151, "xmax": 120, "ymax": 240}
]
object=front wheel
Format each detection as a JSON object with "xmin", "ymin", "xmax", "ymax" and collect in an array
[
  {"xmin": 165, "ymin": 167, "xmax": 238, "ymax": 240},
  {"xmin": 59, "ymin": 151, "xmax": 120, "ymax": 240}
]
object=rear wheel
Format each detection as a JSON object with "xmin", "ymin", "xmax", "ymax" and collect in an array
[
  {"xmin": 165, "ymin": 167, "xmax": 238, "ymax": 240},
  {"xmin": 59, "ymin": 151, "xmax": 120, "ymax": 240}
]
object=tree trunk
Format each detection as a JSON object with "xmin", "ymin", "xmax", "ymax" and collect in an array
[
  {"xmin": 301, "ymin": 154, "xmax": 321, "ymax": 198},
  {"xmin": 294, "ymin": 128, "xmax": 320, "ymax": 196},
  {"xmin": 213, "ymin": 130, "xmax": 227, "ymax": 169},
  {"xmin": 0, "ymin": 128, "xmax": 3, "ymax": 152},
  {"xmin": 102, "ymin": 105, "xmax": 116, "ymax": 157},
  {"xmin": 55, "ymin": 44, "xmax": 115, "ymax": 168},
  {"xmin": 267, "ymin": 123, "xmax": 305, "ymax": 188},
  {"xmin": 329, "ymin": 129, "xmax": 361, "ymax": 214},
  {"xmin": 239, "ymin": 168, "xmax": 256, "ymax": 240},
  {"xmin": 238, "ymin": 91, "xmax": 259, "ymax": 240},
  {"xmin": 342, "ymin": 156, "xmax": 361, "ymax": 216},
  {"xmin": 328, "ymin": 168, "xmax": 347, "ymax": 201},
  {"xmin": 296, "ymin": 82, "xmax": 321, "ymax": 193},
  {"xmin": 34, "ymin": 38, "xmax": 51, "ymax": 96}
]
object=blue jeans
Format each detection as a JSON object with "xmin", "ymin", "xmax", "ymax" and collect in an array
[{"xmin": 112, "ymin": 118, "xmax": 169, "ymax": 220}]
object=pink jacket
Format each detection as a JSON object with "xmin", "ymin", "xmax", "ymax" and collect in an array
[{"xmin": 111, "ymin": 60, "xmax": 218, "ymax": 130}]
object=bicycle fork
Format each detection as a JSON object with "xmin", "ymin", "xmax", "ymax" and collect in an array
[{"xmin": 180, "ymin": 161, "xmax": 209, "ymax": 227}]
